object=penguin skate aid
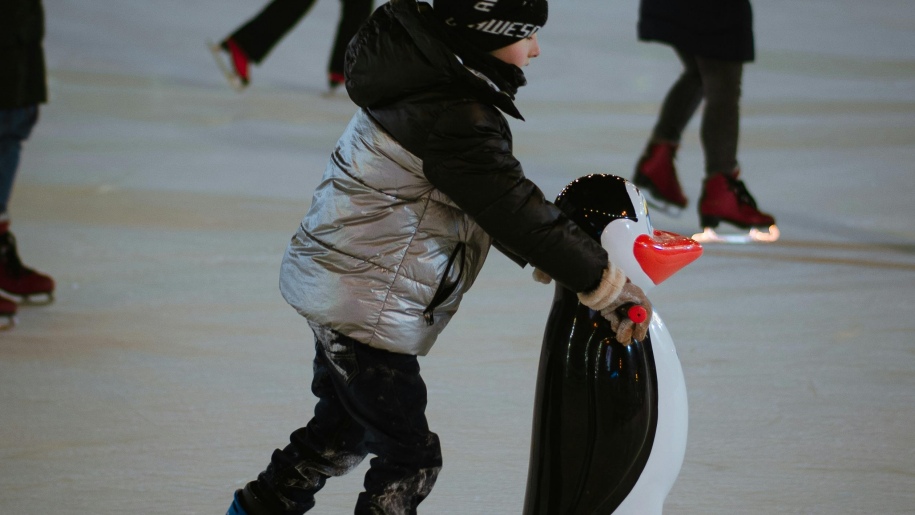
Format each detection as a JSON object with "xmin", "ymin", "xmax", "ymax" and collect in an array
[{"xmin": 524, "ymin": 174, "xmax": 703, "ymax": 515}]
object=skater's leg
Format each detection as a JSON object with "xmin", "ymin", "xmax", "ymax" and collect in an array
[
  {"xmin": 633, "ymin": 49, "xmax": 702, "ymax": 211},
  {"xmin": 236, "ymin": 340, "xmax": 369, "ymax": 514},
  {"xmin": 327, "ymin": 0, "xmax": 373, "ymax": 86},
  {"xmin": 695, "ymin": 56, "xmax": 743, "ymax": 175},
  {"xmin": 0, "ymin": 106, "xmax": 39, "ymax": 218},
  {"xmin": 229, "ymin": 0, "xmax": 318, "ymax": 63},
  {"xmin": 650, "ymin": 48, "xmax": 704, "ymax": 144},
  {"xmin": 0, "ymin": 106, "xmax": 54, "ymax": 303},
  {"xmin": 356, "ymin": 450, "xmax": 440, "ymax": 515},
  {"xmin": 693, "ymin": 56, "xmax": 776, "ymax": 236},
  {"xmin": 307, "ymin": 325, "xmax": 441, "ymax": 514},
  {"xmin": 343, "ymin": 343, "xmax": 441, "ymax": 514}
]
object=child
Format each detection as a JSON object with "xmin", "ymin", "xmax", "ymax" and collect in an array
[{"xmin": 227, "ymin": 1, "xmax": 651, "ymax": 513}]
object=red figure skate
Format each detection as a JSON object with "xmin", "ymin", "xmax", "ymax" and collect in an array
[
  {"xmin": 693, "ymin": 170, "xmax": 779, "ymax": 243},
  {"xmin": 209, "ymin": 37, "xmax": 250, "ymax": 91},
  {"xmin": 633, "ymin": 141, "xmax": 688, "ymax": 216},
  {"xmin": 0, "ymin": 232, "xmax": 55, "ymax": 304},
  {"xmin": 328, "ymin": 71, "xmax": 345, "ymax": 91}
]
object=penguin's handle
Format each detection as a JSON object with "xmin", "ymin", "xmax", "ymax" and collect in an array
[{"xmin": 627, "ymin": 305, "xmax": 648, "ymax": 324}]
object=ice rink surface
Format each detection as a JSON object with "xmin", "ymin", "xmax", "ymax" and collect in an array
[{"xmin": 2, "ymin": 0, "xmax": 914, "ymax": 513}]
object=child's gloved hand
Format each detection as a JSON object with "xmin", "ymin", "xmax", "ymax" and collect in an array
[
  {"xmin": 599, "ymin": 282, "xmax": 652, "ymax": 344},
  {"xmin": 577, "ymin": 263, "xmax": 652, "ymax": 345}
]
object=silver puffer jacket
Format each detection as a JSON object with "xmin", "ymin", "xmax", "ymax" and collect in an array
[
  {"xmin": 280, "ymin": 109, "xmax": 491, "ymax": 355},
  {"xmin": 280, "ymin": 0, "xmax": 609, "ymax": 355}
]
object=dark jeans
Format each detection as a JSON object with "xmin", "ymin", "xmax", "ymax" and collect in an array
[
  {"xmin": 229, "ymin": 0, "xmax": 373, "ymax": 75},
  {"xmin": 650, "ymin": 48, "xmax": 744, "ymax": 175},
  {"xmin": 0, "ymin": 106, "xmax": 39, "ymax": 216},
  {"xmin": 240, "ymin": 324, "xmax": 441, "ymax": 515}
]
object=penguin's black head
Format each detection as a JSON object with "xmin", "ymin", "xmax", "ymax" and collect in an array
[{"xmin": 555, "ymin": 174, "xmax": 638, "ymax": 240}]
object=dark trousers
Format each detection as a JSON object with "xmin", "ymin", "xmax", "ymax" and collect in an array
[
  {"xmin": 0, "ymin": 106, "xmax": 39, "ymax": 216},
  {"xmin": 229, "ymin": 0, "xmax": 373, "ymax": 75},
  {"xmin": 650, "ymin": 48, "xmax": 744, "ymax": 175},
  {"xmin": 241, "ymin": 324, "xmax": 441, "ymax": 515}
]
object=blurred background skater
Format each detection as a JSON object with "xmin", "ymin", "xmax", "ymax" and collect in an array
[
  {"xmin": 632, "ymin": 0, "xmax": 778, "ymax": 242},
  {"xmin": 210, "ymin": 0, "xmax": 374, "ymax": 92},
  {"xmin": 0, "ymin": 0, "xmax": 56, "ymax": 329}
]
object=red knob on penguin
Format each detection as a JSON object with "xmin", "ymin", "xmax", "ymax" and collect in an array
[{"xmin": 523, "ymin": 174, "xmax": 701, "ymax": 515}]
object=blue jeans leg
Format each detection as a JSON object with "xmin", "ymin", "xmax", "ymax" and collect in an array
[{"xmin": 0, "ymin": 105, "xmax": 39, "ymax": 216}]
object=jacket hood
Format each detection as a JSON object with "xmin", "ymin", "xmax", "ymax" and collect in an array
[{"xmin": 344, "ymin": 0, "xmax": 526, "ymax": 119}]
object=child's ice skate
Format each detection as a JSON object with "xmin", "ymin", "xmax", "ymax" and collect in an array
[
  {"xmin": 329, "ymin": 71, "xmax": 345, "ymax": 91},
  {"xmin": 0, "ymin": 232, "xmax": 55, "ymax": 304},
  {"xmin": 208, "ymin": 38, "xmax": 250, "ymax": 92},
  {"xmin": 321, "ymin": 71, "xmax": 346, "ymax": 98},
  {"xmin": 632, "ymin": 141, "xmax": 688, "ymax": 216},
  {"xmin": 0, "ymin": 297, "xmax": 16, "ymax": 330},
  {"xmin": 692, "ymin": 170, "xmax": 779, "ymax": 243}
]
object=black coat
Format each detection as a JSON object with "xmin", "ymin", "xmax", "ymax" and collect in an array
[
  {"xmin": 344, "ymin": 0, "xmax": 609, "ymax": 293},
  {"xmin": 638, "ymin": 0, "xmax": 755, "ymax": 62},
  {"xmin": 0, "ymin": 0, "xmax": 47, "ymax": 108}
]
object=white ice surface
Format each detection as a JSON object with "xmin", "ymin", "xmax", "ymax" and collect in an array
[{"xmin": 2, "ymin": 0, "xmax": 914, "ymax": 513}]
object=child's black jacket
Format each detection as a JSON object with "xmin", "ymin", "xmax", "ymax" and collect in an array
[{"xmin": 344, "ymin": 0, "xmax": 608, "ymax": 294}]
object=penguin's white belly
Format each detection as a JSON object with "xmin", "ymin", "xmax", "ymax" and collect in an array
[{"xmin": 613, "ymin": 311, "xmax": 688, "ymax": 514}]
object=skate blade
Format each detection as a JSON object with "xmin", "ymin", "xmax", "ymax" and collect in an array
[
  {"xmin": 20, "ymin": 292, "xmax": 55, "ymax": 306},
  {"xmin": 0, "ymin": 315, "xmax": 15, "ymax": 331},
  {"xmin": 1, "ymin": 291, "xmax": 54, "ymax": 306},
  {"xmin": 207, "ymin": 39, "xmax": 247, "ymax": 92},
  {"xmin": 691, "ymin": 225, "xmax": 780, "ymax": 244}
]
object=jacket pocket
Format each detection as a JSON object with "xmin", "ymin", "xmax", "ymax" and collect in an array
[
  {"xmin": 317, "ymin": 329, "xmax": 361, "ymax": 384},
  {"xmin": 423, "ymin": 242, "xmax": 466, "ymax": 326}
]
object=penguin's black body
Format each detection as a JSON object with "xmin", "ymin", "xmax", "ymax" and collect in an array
[
  {"xmin": 523, "ymin": 175, "xmax": 701, "ymax": 515},
  {"xmin": 523, "ymin": 286, "xmax": 659, "ymax": 514}
]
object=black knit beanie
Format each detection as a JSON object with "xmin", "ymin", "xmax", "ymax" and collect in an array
[{"xmin": 433, "ymin": 0, "xmax": 548, "ymax": 52}]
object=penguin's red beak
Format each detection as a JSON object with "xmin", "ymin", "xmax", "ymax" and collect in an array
[{"xmin": 633, "ymin": 230, "xmax": 703, "ymax": 285}]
